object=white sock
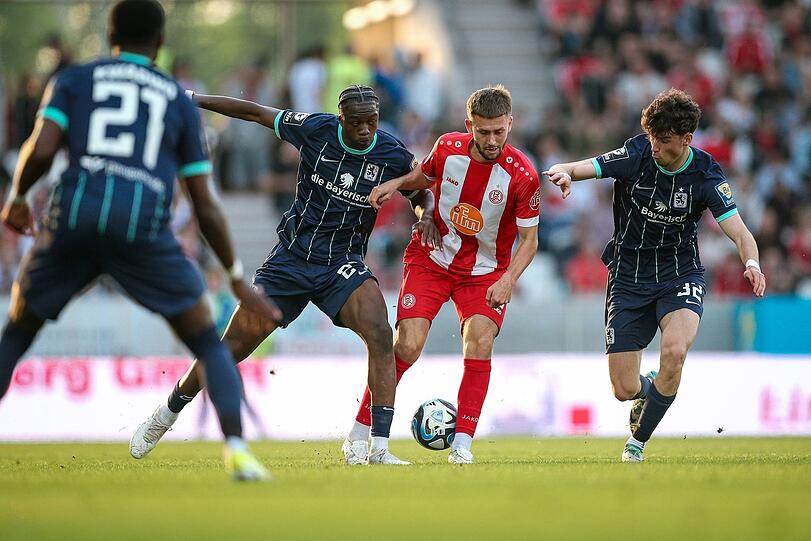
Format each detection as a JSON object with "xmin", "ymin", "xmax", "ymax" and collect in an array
[
  {"xmin": 627, "ymin": 435, "xmax": 646, "ymax": 449},
  {"xmin": 451, "ymin": 432, "xmax": 473, "ymax": 451},
  {"xmin": 348, "ymin": 420, "xmax": 371, "ymax": 442},
  {"xmin": 226, "ymin": 436, "xmax": 248, "ymax": 452},
  {"xmin": 157, "ymin": 404, "xmax": 178, "ymax": 424},
  {"xmin": 370, "ymin": 436, "xmax": 389, "ymax": 453}
]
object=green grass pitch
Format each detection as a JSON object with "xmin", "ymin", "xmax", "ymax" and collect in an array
[{"xmin": 1, "ymin": 437, "xmax": 810, "ymax": 541}]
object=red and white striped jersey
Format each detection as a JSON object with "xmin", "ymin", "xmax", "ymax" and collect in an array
[{"xmin": 406, "ymin": 132, "xmax": 541, "ymax": 276}]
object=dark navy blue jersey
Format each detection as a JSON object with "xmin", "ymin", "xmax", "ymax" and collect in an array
[
  {"xmin": 272, "ymin": 110, "xmax": 415, "ymax": 265},
  {"xmin": 39, "ymin": 52, "xmax": 209, "ymax": 243},
  {"xmin": 592, "ymin": 133, "xmax": 738, "ymax": 284}
]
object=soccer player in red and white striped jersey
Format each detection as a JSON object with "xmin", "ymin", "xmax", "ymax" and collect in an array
[{"xmin": 342, "ymin": 85, "xmax": 540, "ymax": 465}]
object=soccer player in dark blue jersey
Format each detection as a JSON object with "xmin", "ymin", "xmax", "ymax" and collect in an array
[
  {"xmin": 544, "ymin": 89, "xmax": 766, "ymax": 462},
  {"xmin": 130, "ymin": 84, "xmax": 430, "ymax": 465},
  {"xmin": 0, "ymin": 0, "xmax": 281, "ymax": 481}
]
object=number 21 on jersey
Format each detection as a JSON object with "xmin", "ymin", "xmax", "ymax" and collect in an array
[{"xmin": 87, "ymin": 81, "xmax": 167, "ymax": 168}]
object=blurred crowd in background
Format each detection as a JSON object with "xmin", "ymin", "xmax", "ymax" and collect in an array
[{"xmin": 0, "ymin": 0, "xmax": 809, "ymax": 300}]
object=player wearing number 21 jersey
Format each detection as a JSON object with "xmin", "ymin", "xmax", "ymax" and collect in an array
[
  {"xmin": 343, "ymin": 86, "xmax": 540, "ymax": 465},
  {"xmin": 0, "ymin": 0, "xmax": 281, "ymax": 481}
]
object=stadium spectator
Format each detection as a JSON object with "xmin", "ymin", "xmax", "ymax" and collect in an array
[
  {"xmin": 287, "ymin": 45, "xmax": 327, "ymax": 113},
  {"xmin": 12, "ymin": 74, "xmax": 40, "ymax": 150},
  {"xmin": 322, "ymin": 45, "xmax": 372, "ymax": 113},
  {"xmin": 402, "ymin": 52, "xmax": 443, "ymax": 126},
  {"xmin": 218, "ymin": 59, "xmax": 274, "ymax": 191}
]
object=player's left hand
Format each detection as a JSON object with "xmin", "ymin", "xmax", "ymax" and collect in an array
[
  {"xmin": 1, "ymin": 198, "xmax": 35, "ymax": 236},
  {"xmin": 413, "ymin": 215, "xmax": 442, "ymax": 251},
  {"xmin": 744, "ymin": 266, "xmax": 766, "ymax": 297},
  {"xmin": 486, "ymin": 274, "xmax": 514, "ymax": 308}
]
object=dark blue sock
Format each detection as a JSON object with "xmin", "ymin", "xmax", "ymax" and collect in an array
[
  {"xmin": 632, "ymin": 383, "xmax": 676, "ymax": 442},
  {"xmin": 632, "ymin": 374, "xmax": 652, "ymax": 400},
  {"xmin": 0, "ymin": 322, "xmax": 37, "ymax": 399},
  {"xmin": 370, "ymin": 406, "xmax": 394, "ymax": 438},
  {"xmin": 167, "ymin": 381, "xmax": 196, "ymax": 413},
  {"xmin": 180, "ymin": 326, "xmax": 242, "ymax": 438}
]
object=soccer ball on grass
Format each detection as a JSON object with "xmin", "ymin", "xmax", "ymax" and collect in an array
[{"xmin": 411, "ymin": 398, "xmax": 457, "ymax": 450}]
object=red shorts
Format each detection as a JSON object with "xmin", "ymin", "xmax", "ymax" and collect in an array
[{"xmin": 396, "ymin": 256, "xmax": 506, "ymax": 331}]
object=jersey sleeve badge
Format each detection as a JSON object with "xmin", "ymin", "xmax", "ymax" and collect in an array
[
  {"xmin": 714, "ymin": 181, "xmax": 735, "ymax": 207},
  {"xmin": 530, "ymin": 188, "xmax": 541, "ymax": 210},
  {"xmin": 601, "ymin": 146, "xmax": 629, "ymax": 162},
  {"xmin": 282, "ymin": 111, "xmax": 309, "ymax": 125}
]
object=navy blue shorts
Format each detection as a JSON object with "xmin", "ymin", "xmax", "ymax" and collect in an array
[
  {"xmin": 253, "ymin": 243, "xmax": 376, "ymax": 328},
  {"xmin": 18, "ymin": 228, "xmax": 204, "ymax": 321},
  {"xmin": 604, "ymin": 272, "xmax": 706, "ymax": 354}
]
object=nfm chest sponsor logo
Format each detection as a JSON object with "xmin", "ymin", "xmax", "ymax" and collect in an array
[
  {"xmin": 309, "ymin": 172, "xmax": 369, "ymax": 206},
  {"xmin": 449, "ymin": 203, "xmax": 484, "ymax": 236}
]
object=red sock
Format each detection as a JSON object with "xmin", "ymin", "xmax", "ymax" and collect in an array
[
  {"xmin": 355, "ymin": 356, "xmax": 412, "ymax": 425},
  {"xmin": 455, "ymin": 358, "xmax": 491, "ymax": 437}
]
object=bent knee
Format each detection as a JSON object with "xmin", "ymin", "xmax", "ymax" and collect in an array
[
  {"xmin": 363, "ymin": 322, "xmax": 394, "ymax": 352},
  {"xmin": 394, "ymin": 340, "xmax": 423, "ymax": 363},
  {"xmin": 660, "ymin": 345, "xmax": 688, "ymax": 371},
  {"xmin": 610, "ymin": 377, "xmax": 640, "ymax": 401},
  {"xmin": 612, "ymin": 385, "xmax": 638, "ymax": 401}
]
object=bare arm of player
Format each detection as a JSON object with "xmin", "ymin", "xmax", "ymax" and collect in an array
[
  {"xmin": 191, "ymin": 93, "xmax": 281, "ymax": 130},
  {"xmin": 542, "ymin": 159, "xmax": 598, "ymax": 199},
  {"xmin": 183, "ymin": 175, "xmax": 283, "ymax": 323},
  {"xmin": 718, "ymin": 213, "xmax": 766, "ymax": 297},
  {"xmin": 485, "ymin": 225, "xmax": 539, "ymax": 308},
  {"xmin": 1, "ymin": 118, "xmax": 63, "ymax": 235},
  {"xmin": 409, "ymin": 189, "xmax": 442, "ymax": 251},
  {"xmin": 368, "ymin": 166, "xmax": 434, "ymax": 209}
]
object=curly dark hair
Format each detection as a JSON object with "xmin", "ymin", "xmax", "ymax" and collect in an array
[{"xmin": 641, "ymin": 88, "xmax": 701, "ymax": 137}]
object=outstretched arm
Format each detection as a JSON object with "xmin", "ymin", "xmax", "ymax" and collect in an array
[
  {"xmin": 190, "ymin": 92, "xmax": 281, "ymax": 130},
  {"xmin": 542, "ymin": 158, "xmax": 598, "ymax": 199},
  {"xmin": 718, "ymin": 213, "xmax": 766, "ymax": 297},
  {"xmin": 368, "ymin": 166, "xmax": 434, "ymax": 209}
]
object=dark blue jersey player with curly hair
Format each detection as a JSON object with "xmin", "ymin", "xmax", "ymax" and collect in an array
[{"xmin": 544, "ymin": 88, "xmax": 766, "ymax": 462}]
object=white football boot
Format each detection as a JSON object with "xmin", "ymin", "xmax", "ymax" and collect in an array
[
  {"xmin": 368, "ymin": 447, "xmax": 411, "ymax": 465},
  {"xmin": 341, "ymin": 439, "xmax": 370, "ymax": 465},
  {"xmin": 621, "ymin": 441, "xmax": 645, "ymax": 462},
  {"xmin": 129, "ymin": 405, "xmax": 178, "ymax": 459},
  {"xmin": 448, "ymin": 448, "xmax": 474, "ymax": 464}
]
